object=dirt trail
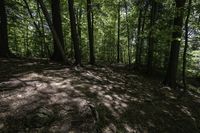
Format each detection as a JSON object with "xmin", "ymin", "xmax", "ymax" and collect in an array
[{"xmin": 0, "ymin": 58, "xmax": 200, "ymax": 133}]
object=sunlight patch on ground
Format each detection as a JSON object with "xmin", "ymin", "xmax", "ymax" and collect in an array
[
  {"xmin": 124, "ymin": 123, "xmax": 134, "ymax": 132},
  {"xmin": 102, "ymin": 123, "xmax": 116, "ymax": 133},
  {"xmin": 1, "ymin": 60, "xmax": 200, "ymax": 132}
]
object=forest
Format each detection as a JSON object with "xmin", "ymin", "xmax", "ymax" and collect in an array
[{"xmin": 0, "ymin": 0, "xmax": 200, "ymax": 132}]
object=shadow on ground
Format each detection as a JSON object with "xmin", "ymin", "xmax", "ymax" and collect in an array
[{"xmin": 0, "ymin": 58, "xmax": 200, "ymax": 133}]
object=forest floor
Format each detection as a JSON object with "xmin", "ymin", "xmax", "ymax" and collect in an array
[{"xmin": 0, "ymin": 58, "xmax": 200, "ymax": 133}]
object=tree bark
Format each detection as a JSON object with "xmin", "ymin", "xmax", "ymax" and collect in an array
[
  {"xmin": 164, "ymin": 0, "xmax": 186, "ymax": 88},
  {"xmin": 36, "ymin": 0, "xmax": 66, "ymax": 63},
  {"xmin": 68, "ymin": 0, "xmax": 81, "ymax": 65},
  {"xmin": 147, "ymin": 0, "xmax": 157, "ymax": 72},
  {"xmin": 51, "ymin": 0, "xmax": 65, "ymax": 62},
  {"xmin": 0, "ymin": 0, "xmax": 11, "ymax": 57},
  {"xmin": 87, "ymin": 0, "xmax": 95, "ymax": 65},
  {"xmin": 77, "ymin": 1, "xmax": 83, "ymax": 54},
  {"xmin": 138, "ymin": 3, "xmax": 148, "ymax": 66},
  {"xmin": 182, "ymin": 0, "xmax": 192, "ymax": 90},
  {"xmin": 135, "ymin": 8, "xmax": 142, "ymax": 67},
  {"xmin": 37, "ymin": 1, "xmax": 47, "ymax": 57},
  {"xmin": 125, "ymin": 2, "xmax": 131, "ymax": 66},
  {"xmin": 117, "ymin": 2, "xmax": 121, "ymax": 63},
  {"xmin": 24, "ymin": 0, "xmax": 47, "ymax": 57}
]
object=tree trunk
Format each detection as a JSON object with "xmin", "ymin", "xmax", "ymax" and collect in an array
[
  {"xmin": 147, "ymin": 0, "xmax": 157, "ymax": 72},
  {"xmin": 68, "ymin": 0, "xmax": 81, "ymax": 65},
  {"xmin": 51, "ymin": 0, "xmax": 65, "ymax": 62},
  {"xmin": 164, "ymin": 0, "xmax": 186, "ymax": 88},
  {"xmin": 37, "ymin": 1, "xmax": 50, "ymax": 58},
  {"xmin": 182, "ymin": 0, "xmax": 192, "ymax": 90},
  {"xmin": 37, "ymin": 1, "xmax": 45, "ymax": 57},
  {"xmin": 25, "ymin": 25, "xmax": 29, "ymax": 56},
  {"xmin": 135, "ymin": 8, "xmax": 142, "ymax": 67},
  {"xmin": 77, "ymin": 2, "xmax": 83, "ymax": 54},
  {"xmin": 117, "ymin": 2, "xmax": 121, "ymax": 63},
  {"xmin": 0, "ymin": 0, "xmax": 11, "ymax": 57},
  {"xmin": 36, "ymin": 0, "xmax": 66, "ymax": 63},
  {"xmin": 138, "ymin": 3, "xmax": 148, "ymax": 66},
  {"xmin": 24, "ymin": 0, "xmax": 46, "ymax": 57},
  {"xmin": 87, "ymin": 0, "xmax": 95, "ymax": 65},
  {"xmin": 125, "ymin": 2, "xmax": 131, "ymax": 66}
]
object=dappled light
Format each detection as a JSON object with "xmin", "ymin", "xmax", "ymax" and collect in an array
[
  {"xmin": 0, "ymin": 59, "xmax": 200, "ymax": 132},
  {"xmin": 0, "ymin": 0, "xmax": 200, "ymax": 132}
]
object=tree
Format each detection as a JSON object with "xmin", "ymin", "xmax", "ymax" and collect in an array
[
  {"xmin": 147, "ymin": 0, "xmax": 157, "ymax": 72},
  {"xmin": 87, "ymin": 0, "xmax": 95, "ymax": 65},
  {"xmin": 51, "ymin": 0, "xmax": 65, "ymax": 62},
  {"xmin": 182, "ymin": 0, "xmax": 192, "ymax": 90},
  {"xmin": 135, "ymin": 1, "xmax": 148, "ymax": 67},
  {"xmin": 1, "ymin": 0, "xmax": 199, "ymax": 80},
  {"xmin": 135, "ymin": 7, "xmax": 142, "ymax": 67},
  {"xmin": 23, "ymin": 0, "xmax": 47, "ymax": 57},
  {"xmin": 117, "ymin": 2, "xmax": 121, "ymax": 63},
  {"xmin": 0, "ymin": 0, "xmax": 11, "ymax": 57},
  {"xmin": 68, "ymin": 0, "xmax": 81, "ymax": 65},
  {"xmin": 138, "ymin": 3, "xmax": 148, "ymax": 66},
  {"xmin": 36, "ymin": 0, "xmax": 66, "ymax": 63},
  {"xmin": 77, "ymin": 1, "xmax": 83, "ymax": 53},
  {"xmin": 125, "ymin": 1, "xmax": 131, "ymax": 66},
  {"xmin": 164, "ymin": 0, "xmax": 186, "ymax": 88}
]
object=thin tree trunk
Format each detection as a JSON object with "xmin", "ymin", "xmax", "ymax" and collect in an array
[
  {"xmin": 87, "ymin": 0, "xmax": 95, "ymax": 65},
  {"xmin": 37, "ymin": 1, "xmax": 44, "ymax": 57},
  {"xmin": 36, "ymin": 0, "xmax": 66, "ymax": 63},
  {"xmin": 77, "ymin": 2, "xmax": 83, "ymax": 54},
  {"xmin": 36, "ymin": 2, "xmax": 43, "ymax": 57},
  {"xmin": 164, "ymin": 0, "xmax": 186, "ymax": 88},
  {"xmin": 26, "ymin": 24, "xmax": 29, "ymax": 56},
  {"xmin": 24, "ymin": 0, "xmax": 46, "ymax": 57},
  {"xmin": 147, "ymin": 0, "xmax": 157, "ymax": 72},
  {"xmin": 138, "ymin": 3, "xmax": 148, "ymax": 65},
  {"xmin": 135, "ymin": 8, "xmax": 142, "ymax": 66},
  {"xmin": 182, "ymin": 0, "xmax": 192, "ymax": 90},
  {"xmin": 68, "ymin": 0, "xmax": 81, "ymax": 65},
  {"xmin": 37, "ymin": 1, "xmax": 50, "ymax": 58},
  {"xmin": 125, "ymin": 2, "xmax": 131, "ymax": 66},
  {"xmin": 0, "ymin": 0, "xmax": 11, "ymax": 57},
  {"xmin": 117, "ymin": 2, "xmax": 121, "ymax": 63}
]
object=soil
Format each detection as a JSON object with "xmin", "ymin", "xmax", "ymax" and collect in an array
[{"xmin": 0, "ymin": 58, "xmax": 200, "ymax": 133}]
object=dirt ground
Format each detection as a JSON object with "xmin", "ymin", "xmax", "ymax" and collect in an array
[{"xmin": 0, "ymin": 58, "xmax": 200, "ymax": 133}]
